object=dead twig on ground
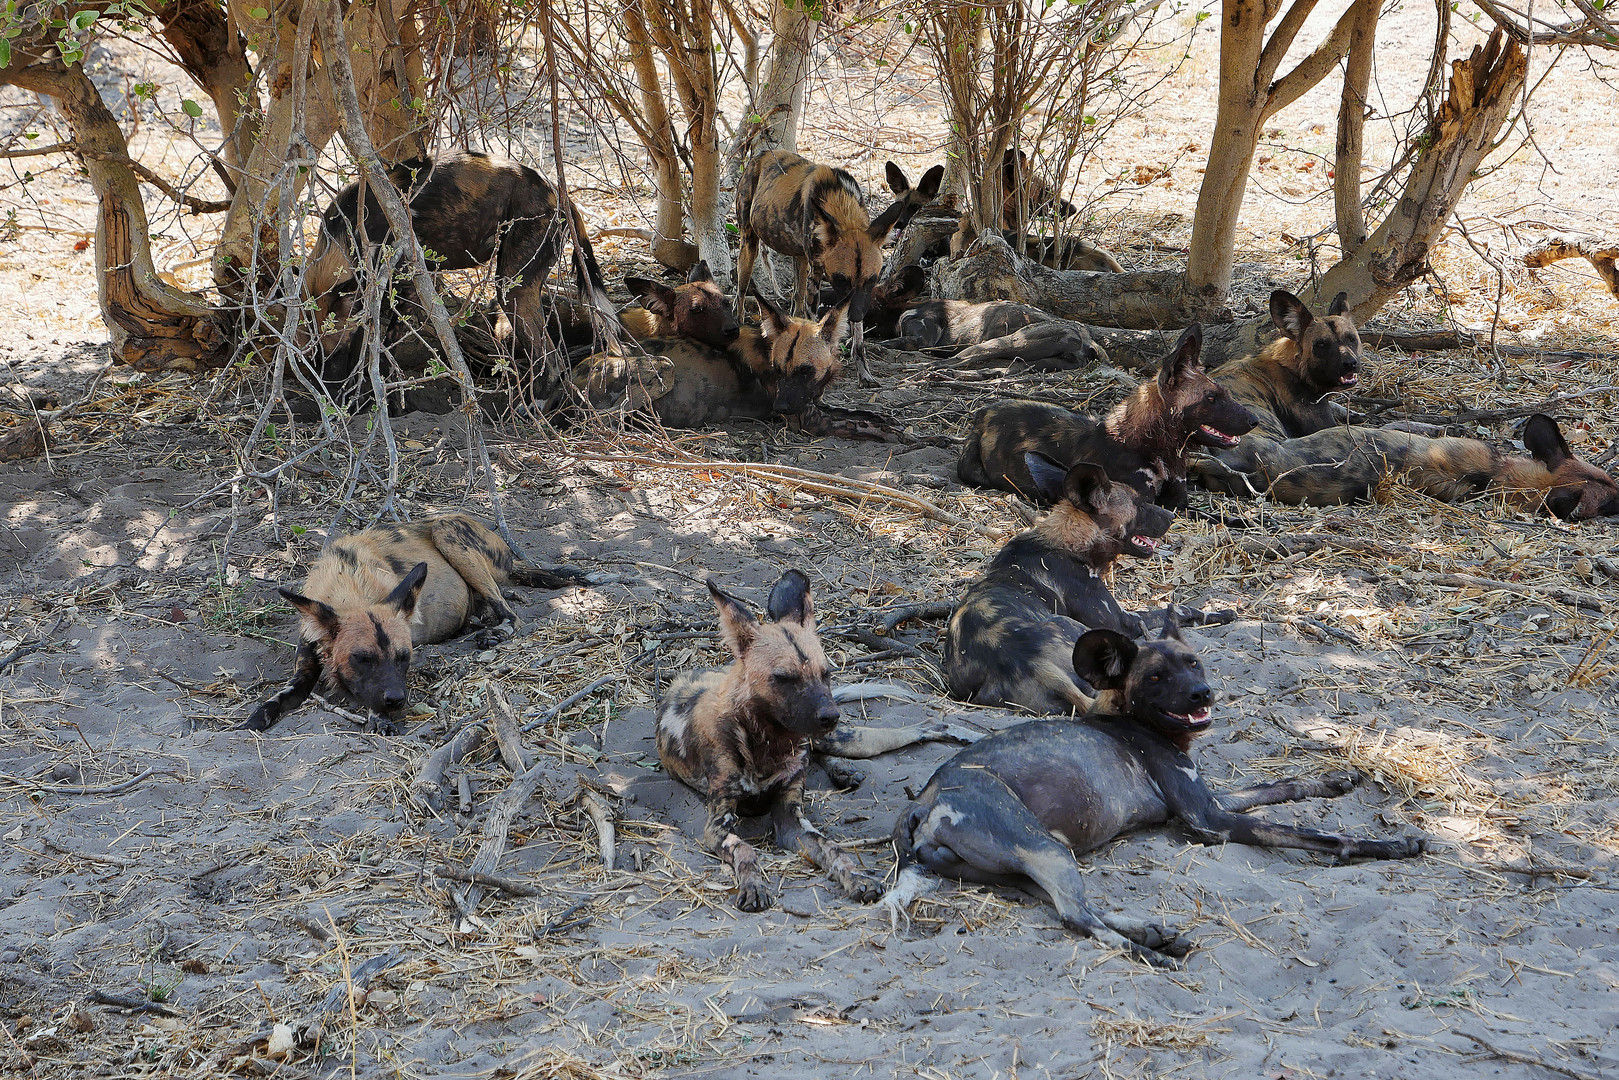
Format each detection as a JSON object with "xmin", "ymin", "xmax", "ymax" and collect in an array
[
  {"xmin": 436, "ymin": 864, "xmax": 543, "ymax": 896},
  {"xmin": 577, "ymin": 787, "xmax": 617, "ymax": 870},
  {"xmin": 90, "ymin": 990, "xmax": 181, "ymax": 1017},
  {"xmin": 3, "ymin": 767, "xmax": 179, "ymax": 797},
  {"xmin": 412, "ymin": 723, "xmax": 487, "ymax": 813},
  {"xmin": 1458, "ymin": 1030, "xmax": 1602, "ymax": 1080},
  {"xmin": 879, "ymin": 602, "xmax": 956, "ymax": 633},
  {"xmin": 488, "ymin": 685, "xmax": 534, "ymax": 772}
]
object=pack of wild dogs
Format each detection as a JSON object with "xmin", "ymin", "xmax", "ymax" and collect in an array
[{"xmin": 257, "ymin": 145, "xmax": 1619, "ymax": 967}]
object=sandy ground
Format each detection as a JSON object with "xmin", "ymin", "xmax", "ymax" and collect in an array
[{"xmin": 4, "ymin": 2, "xmax": 1619, "ymax": 1078}]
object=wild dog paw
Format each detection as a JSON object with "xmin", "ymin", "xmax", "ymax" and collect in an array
[
  {"xmin": 734, "ymin": 880, "xmax": 775, "ymax": 912},
  {"xmin": 841, "ymin": 873, "xmax": 884, "ymax": 904},
  {"xmin": 365, "ymin": 714, "xmax": 403, "ymax": 736},
  {"xmin": 1120, "ymin": 921, "xmax": 1191, "ymax": 957},
  {"xmin": 1321, "ymin": 771, "xmax": 1362, "ymax": 796},
  {"xmin": 474, "ymin": 625, "xmax": 515, "ymax": 648},
  {"xmin": 925, "ymin": 722, "xmax": 984, "ymax": 744},
  {"xmin": 821, "ymin": 759, "xmax": 866, "ymax": 790},
  {"xmin": 1125, "ymin": 941, "xmax": 1185, "ymax": 970}
]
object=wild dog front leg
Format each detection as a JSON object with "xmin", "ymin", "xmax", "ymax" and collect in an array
[
  {"xmin": 770, "ymin": 781, "xmax": 881, "ymax": 903},
  {"xmin": 240, "ymin": 641, "xmax": 322, "ymax": 732},
  {"xmin": 701, "ymin": 788, "xmax": 772, "ymax": 912},
  {"xmin": 814, "ymin": 721, "xmax": 983, "ymax": 760},
  {"xmin": 1218, "ymin": 772, "xmax": 1362, "ymax": 813}
]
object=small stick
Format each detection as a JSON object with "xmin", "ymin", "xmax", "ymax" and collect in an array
[
  {"xmin": 1421, "ymin": 572, "xmax": 1605, "ymax": 612},
  {"xmin": 537, "ymin": 899, "xmax": 593, "ymax": 935},
  {"xmin": 488, "ymin": 684, "xmax": 533, "ymax": 772},
  {"xmin": 43, "ymin": 839, "xmax": 138, "ymax": 868},
  {"xmin": 436, "ymin": 863, "xmax": 543, "ymax": 897},
  {"xmin": 90, "ymin": 990, "xmax": 181, "ymax": 1017},
  {"xmin": 521, "ymin": 676, "xmax": 618, "ymax": 733},
  {"xmin": 312, "ymin": 951, "xmax": 398, "ymax": 1033},
  {"xmin": 292, "ymin": 915, "xmax": 333, "ymax": 941},
  {"xmin": 454, "ymin": 760, "xmax": 551, "ymax": 925},
  {"xmin": 3, "ymin": 767, "xmax": 178, "ymax": 797},
  {"xmin": 1474, "ymin": 861, "xmax": 1594, "ymax": 880},
  {"xmin": 0, "ymin": 614, "xmax": 67, "ymax": 670},
  {"xmin": 310, "ymin": 693, "xmax": 377, "ymax": 728},
  {"xmin": 411, "ymin": 723, "xmax": 487, "ymax": 813},
  {"xmin": 1458, "ymin": 1030, "xmax": 1601, "ymax": 1080},
  {"xmin": 579, "ymin": 789, "xmax": 616, "ymax": 870},
  {"xmin": 833, "ymin": 627, "xmax": 925, "ymax": 658},
  {"xmin": 456, "ymin": 774, "xmax": 473, "ymax": 815},
  {"xmin": 879, "ymin": 602, "xmax": 955, "ymax": 634}
]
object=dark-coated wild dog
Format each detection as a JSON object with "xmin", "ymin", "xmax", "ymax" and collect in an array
[
  {"xmin": 945, "ymin": 453, "xmax": 1174, "ymax": 714},
  {"xmin": 305, "ymin": 150, "xmax": 617, "ymax": 384},
  {"xmin": 820, "ymin": 264, "xmax": 928, "ymax": 339},
  {"xmin": 1001, "ymin": 148, "xmax": 1077, "ymax": 228},
  {"xmin": 569, "ymin": 293, "xmax": 849, "ymax": 428},
  {"xmin": 879, "ymin": 162, "xmax": 946, "ymax": 240},
  {"xmin": 736, "ymin": 150, "xmax": 928, "ymax": 383},
  {"xmin": 1215, "ymin": 289, "xmax": 1361, "ymax": 439},
  {"xmin": 894, "ymin": 299, "xmax": 1102, "ymax": 370},
  {"xmin": 656, "ymin": 571, "xmax": 883, "ymax": 912},
  {"xmin": 244, "ymin": 515, "xmax": 584, "ymax": 733},
  {"xmin": 889, "ymin": 617, "xmax": 1425, "ymax": 967},
  {"xmin": 957, "ymin": 325, "xmax": 1257, "ymax": 509},
  {"xmin": 620, "ymin": 260, "xmax": 741, "ymax": 349},
  {"xmin": 1195, "ymin": 413, "xmax": 1619, "ymax": 519}
]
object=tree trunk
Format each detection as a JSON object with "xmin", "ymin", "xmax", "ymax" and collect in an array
[
  {"xmin": 2, "ymin": 47, "xmax": 232, "ymax": 371},
  {"xmin": 156, "ymin": 0, "xmax": 261, "ymax": 174},
  {"xmin": 1309, "ymin": 31, "xmax": 1527, "ymax": 324},
  {"xmin": 740, "ymin": 0, "xmax": 818, "ymax": 154},
  {"xmin": 624, "ymin": 2, "xmax": 698, "ymax": 271},
  {"xmin": 1333, "ymin": 0, "xmax": 1377, "ymax": 254}
]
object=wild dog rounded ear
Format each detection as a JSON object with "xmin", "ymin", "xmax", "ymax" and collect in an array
[
  {"xmin": 707, "ymin": 578, "xmax": 759, "ymax": 653},
  {"xmin": 1073, "ymin": 629, "xmax": 1138, "ymax": 691},
  {"xmin": 1062, "ymin": 462, "xmax": 1111, "ymax": 512},
  {"xmin": 1159, "ymin": 324, "xmax": 1204, "ymax": 389},
  {"xmin": 766, "ymin": 569, "xmax": 814, "ymax": 626},
  {"xmin": 1023, "ymin": 451, "xmax": 1072, "ymax": 504},
  {"xmin": 280, "ymin": 588, "xmax": 341, "ymax": 640},
  {"xmin": 385, "ymin": 562, "xmax": 429, "ymax": 617},
  {"xmin": 1521, "ymin": 414, "xmax": 1571, "ymax": 468},
  {"xmin": 1159, "ymin": 609, "xmax": 1185, "ymax": 641},
  {"xmin": 819, "ymin": 301, "xmax": 849, "ymax": 346},
  {"xmin": 1269, "ymin": 290, "xmax": 1312, "ymax": 340},
  {"xmin": 752, "ymin": 290, "xmax": 792, "ymax": 337},
  {"xmin": 625, "ymin": 277, "xmax": 676, "ymax": 318},
  {"xmin": 885, "ymin": 161, "xmax": 910, "ymax": 195},
  {"xmin": 917, "ymin": 164, "xmax": 945, "ymax": 201},
  {"xmin": 687, "ymin": 260, "xmax": 714, "ymax": 284},
  {"xmin": 1326, "ymin": 291, "xmax": 1351, "ymax": 317}
]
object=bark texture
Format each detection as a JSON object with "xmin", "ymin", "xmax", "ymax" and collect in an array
[
  {"xmin": 1523, "ymin": 233, "xmax": 1619, "ymax": 300},
  {"xmin": 156, "ymin": 0, "xmax": 260, "ymax": 173}
]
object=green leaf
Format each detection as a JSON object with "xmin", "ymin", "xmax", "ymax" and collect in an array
[
  {"xmin": 70, "ymin": 10, "xmax": 97, "ymax": 30},
  {"xmin": 181, "ymin": 98, "xmax": 203, "ymax": 118},
  {"xmin": 248, "ymin": 5, "xmax": 268, "ymax": 16},
  {"xmin": 290, "ymin": 524, "xmax": 306, "ymax": 535},
  {"xmin": 0, "ymin": 39, "xmax": 8, "ymax": 68}
]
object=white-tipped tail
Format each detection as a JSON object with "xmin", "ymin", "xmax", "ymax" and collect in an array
[
  {"xmin": 880, "ymin": 865, "xmax": 939, "ymax": 931},
  {"xmin": 833, "ymin": 681, "xmax": 927, "ymax": 704}
]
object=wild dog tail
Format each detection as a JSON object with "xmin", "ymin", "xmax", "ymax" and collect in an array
[
  {"xmin": 880, "ymin": 804, "xmax": 939, "ymax": 930},
  {"xmin": 564, "ymin": 196, "xmax": 623, "ymax": 351},
  {"xmin": 832, "ymin": 682, "xmax": 927, "ymax": 705}
]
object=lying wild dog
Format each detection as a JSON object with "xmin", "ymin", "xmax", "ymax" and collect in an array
[
  {"xmin": 1215, "ymin": 289, "xmax": 1362, "ymax": 439},
  {"xmin": 244, "ymin": 515, "xmax": 585, "ymax": 733},
  {"xmin": 659, "ymin": 571, "xmax": 975, "ymax": 911},
  {"xmin": 569, "ymin": 293, "xmax": 850, "ymax": 428},
  {"xmin": 894, "ymin": 299, "xmax": 1103, "ymax": 370},
  {"xmin": 620, "ymin": 261, "xmax": 741, "ymax": 349},
  {"xmin": 889, "ymin": 617, "xmax": 1425, "ymax": 967},
  {"xmin": 305, "ymin": 150, "xmax": 618, "ymax": 388},
  {"xmin": 736, "ymin": 150, "xmax": 925, "ymax": 383},
  {"xmin": 1014, "ymin": 232, "xmax": 1125, "ymax": 273},
  {"xmin": 1195, "ymin": 413, "xmax": 1619, "ymax": 519},
  {"xmin": 819, "ymin": 264, "xmax": 927, "ymax": 339},
  {"xmin": 945, "ymin": 453, "xmax": 1174, "ymax": 714},
  {"xmin": 1001, "ymin": 147, "xmax": 1077, "ymax": 227},
  {"xmin": 957, "ymin": 325, "xmax": 1257, "ymax": 509},
  {"xmin": 878, "ymin": 162, "xmax": 946, "ymax": 241}
]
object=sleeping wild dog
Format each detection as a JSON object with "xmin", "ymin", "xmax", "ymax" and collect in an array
[
  {"xmin": 945, "ymin": 453, "xmax": 1174, "ymax": 714},
  {"xmin": 889, "ymin": 616, "xmax": 1425, "ymax": 967},
  {"xmin": 243, "ymin": 515, "xmax": 584, "ymax": 733}
]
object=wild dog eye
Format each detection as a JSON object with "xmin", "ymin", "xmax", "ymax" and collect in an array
[
  {"xmin": 771, "ymin": 672, "xmax": 801, "ymax": 684},
  {"xmin": 1313, "ymin": 340, "xmax": 1329, "ymax": 357},
  {"xmin": 1149, "ymin": 674, "xmax": 1161, "ymax": 683}
]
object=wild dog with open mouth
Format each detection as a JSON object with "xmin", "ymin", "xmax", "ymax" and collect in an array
[
  {"xmin": 1214, "ymin": 289, "xmax": 1362, "ymax": 439},
  {"xmin": 304, "ymin": 150, "xmax": 618, "ymax": 391},
  {"xmin": 1195, "ymin": 413, "xmax": 1619, "ymax": 519},
  {"xmin": 736, "ymin": 151, "xmax": 927, "ymax": 383},
  {"xmin": 890, "ymin": 617, "xmax": 1426, "ymax": 967},
  {"xmin": 659, "ymin": 570, "xmax": 974, "ymax": 911},
  {"xmin": 945, "ymin": 453, "xmax": 1174, "ymax": 714},
  {"xmin": 243, "ymin": 515, "xmax": 586, "ymax": 733},
  {"xmin": 895, "ymin": 299, "xmax": 1103, "ymax": 371},
  {"xmin": 958, "ymin": 325, "xmax": 1257, "ymax": 509}
]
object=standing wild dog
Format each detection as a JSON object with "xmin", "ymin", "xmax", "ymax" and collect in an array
[
  {"xmin": 894, "ymin": 299, "xmax": 1103, "ymax": 370},
  {"xmin": 957, "ymin": 325, "xmax": 1257, "ymax": 509},
  {"xmin": 619, "ymin": 261, "xmax": 741, "ymax": 349},
  {"xmin": 1215, "ymin": 289, "xmax": 1362, "ymax": 439},
  {"xmin": 656, "ymin": 571, "xmax": 883, "ymax": 912},
  {"xmin": 736, "ymin": 151, "xmax": 928, "ymax": 383},
  {"xmin": 305, "ymin": 150, "xmax": 618, "ymax": 389},
  {"xmin": 1194, "ymin": 413, "xmax": 1619, "ymax": 519},
  {"xmin": 889, "ymin": 618, "xmax": 1425, "ymax": 968},
  {"xmin": 945, "ymin": 453, "xmax": 1174, "ymax": 714},
  {"xmin": 569, "ymin": 292, "xmax": 850, "ymax": 428},
  {"xmin": 243, "ymin": 516, "xmax": 586, "ymax": 733}
]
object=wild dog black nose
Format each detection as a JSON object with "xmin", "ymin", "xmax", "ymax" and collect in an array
[
  {"xmin": 817, "ymin": 704, "xmax": 840, "ymax": 732},
  {"xmin": 382, "ymin": 690, "xmax": 407, "ymax": 712},
  {"xmin": 1186, "ymin": 683, "xmax": 1212, "ymax": 708}
]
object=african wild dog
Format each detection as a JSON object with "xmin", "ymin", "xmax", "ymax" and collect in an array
[
  {"xmin": 1001, "ymin": 147, "xmax": 1077, "ymax": 229},
  {"xmin": 659, "ymin": 570, "xmax": 961, "ymax": 911},
  {"xmin": 820, "ymin": 264, "xmax": 928, "ymax": 339},
  {"xmin": 1195, "ymin": 413, "xmax": 1619, "ymax": 519},
  {"xmin": 242, "ymin": 515, "xmax": 585, "ymax": 733},
  {"xmin": 304, "ymin": 150, "xmax": 618, "ymax": 388},
  {"xmin": 889, "ymin": 616, "xmax": 1426, "ymax": 968},
  {"xmin": 1215, "ymin": 289, "xmax": 1362, "ymax": 440},
  {"xmin": 944, "ymin": 453, "xmax": 1174, "ymax": 715},
  {"xmin": 879, "ymin": 162, "xmax": 946, "ymax": 240},
  {"xmin": 957, "ymin": 325, "xmax": 1257, "ymax": 510},
  {"xmin": 736, "ymin": 151, "xmax": 924, "ymax": 383},
  {"xmin": 569, "ymin": 293, "xmax": 851, "ymax": 428},
  {"xmin": 894, "ymin": 299, "xmax": 1103, "ymax": 370},
  {"xmin": 619, "ymin": 261, "xmax": 741, "ymax": 349}
]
